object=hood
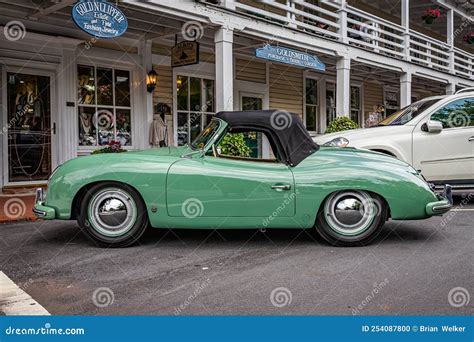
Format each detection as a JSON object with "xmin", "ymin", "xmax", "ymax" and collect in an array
[{"xmin": 313, "ymin": 126, "xmax": 412, "ymax": 145}]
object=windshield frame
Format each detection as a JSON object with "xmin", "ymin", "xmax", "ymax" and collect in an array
[{"xmin": 189, "ymin": 118, "xmax": 225, "ymax": 151}]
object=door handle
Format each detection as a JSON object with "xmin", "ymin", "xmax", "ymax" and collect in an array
[
  {"xmin": 271, "ymin": 184, "xmax": 291, "ymax": 191},
  {"xmin": 469, "ymin": 136, "xmax": 474, "ymax": 142},
  {"xmin": 52, "ymin": 122, "xmax": 56, "ymax": 135}
]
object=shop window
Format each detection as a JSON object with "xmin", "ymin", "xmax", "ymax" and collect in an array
[
  {"xmin": 305, "ymin": 78, "xmax": 318, "ymax": 132},
  {"xmin": 177, "ymin": 75, "xmax": 215, "ymax": 146},
  {"xmin": 77, "ymin": 65, "xmax": 132, "ymax": 147},
  {"xmin": 350, "ymin": 86, "xmax": 361, "ymax": 126}
]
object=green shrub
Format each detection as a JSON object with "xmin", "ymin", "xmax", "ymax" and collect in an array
[
  {"xmin": 325, "ymin": 116, "xmax": 359, "ymax": 133},
  {"xmin": 218, "ymin": 133, "xmax": 251, "ymax": 157}
]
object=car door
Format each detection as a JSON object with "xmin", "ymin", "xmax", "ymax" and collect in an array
[
  {"xmin": 412, "ymin": 97, "xmax": 474, "ymax": 183},
  {"xmin": 166, "ymin": 156, "xmax": 296, "ymax": 217}
]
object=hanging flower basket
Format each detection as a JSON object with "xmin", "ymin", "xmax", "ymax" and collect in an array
[
  {"xmin": 463, "ymin": 32, "xmax": 474, "ymax": 45},
  {"xmin": 421, "ymin": 8, "xmax": 441, "ymax": 24}
]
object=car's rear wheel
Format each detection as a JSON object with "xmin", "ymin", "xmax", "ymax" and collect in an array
[
  {"xmin": 77, "ymin": 182, "xmax": 148, "ymax": 247},
  {"xmin": 315, "ymin": 190, "xmax": 387, "ymax": 246}
]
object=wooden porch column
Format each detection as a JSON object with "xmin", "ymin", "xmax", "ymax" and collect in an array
[
  {"xmin": 336, "ymin": 56, "xmax": 351, "ymax": 117},
  {"xmin": 400, "ymin": 72, "xmax": 412, "ymax": 108},
  {"xmin": 401, "ymin": 0, "xmax": 410, "ymax": 61},
  {"xmin": 215, "ymin": 27, "xmax": 234, "ymax": 112},
  {"xmin": 447, "ymin": 8, "xmax": 455, "ymax": 74},
  {"xmin": 446, "ymin": 83, "xmax": 456, "ymax": 95}
]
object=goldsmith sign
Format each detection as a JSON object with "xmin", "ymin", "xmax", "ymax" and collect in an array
[
  {"xmin": 72, "ymin": 0, "xmax": 128, "ymax": 38},
  {"xmin": 171, "ymin": 41, "xmax": 200, "ymax": 68},
  {"xmin": 255, "ymin": 45, "xmax": 326, "ymax": 71}
]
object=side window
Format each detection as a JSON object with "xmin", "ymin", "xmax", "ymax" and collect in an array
[
  {"xmin": 217, "ymin": 131, "xmax": 277, "ymax": 162},
  {"xmin": 430, "ymin": 98, "xmax": 474, "ymax": 129}
]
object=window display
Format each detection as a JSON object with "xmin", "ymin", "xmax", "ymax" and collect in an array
[
  {"xmin": 77, "ymin": 65, "xmax": 132, "ymax": 147},
  {"xmin": 7, "ymin": 72, "xmax": 51, "ymax": 182},
  {"xmin": 176, "ymin": 76, "xmax": 215, "ymax": 146}
]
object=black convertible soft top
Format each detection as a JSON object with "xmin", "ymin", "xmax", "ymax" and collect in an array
[{"xmin": 215, "ymin": 110, "xmax": 319, "ymax": 166}]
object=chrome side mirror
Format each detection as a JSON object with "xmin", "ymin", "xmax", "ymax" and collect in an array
[{"xmin": 426, "ymin": 120, "xmax": 443, "ymax": 133}]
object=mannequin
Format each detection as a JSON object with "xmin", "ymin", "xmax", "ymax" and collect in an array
[{"xmin": 149, "ymin": 103, "xmax": 171, "ymax": 147}]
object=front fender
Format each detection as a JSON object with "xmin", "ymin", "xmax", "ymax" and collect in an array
[{"xmin": 45, "ymin": 153, "xmax": 175, "ymax": 220}]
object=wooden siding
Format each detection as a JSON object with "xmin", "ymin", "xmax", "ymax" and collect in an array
[
  {"xmin": 269, "ymin": 64, "xmax": 304, "ymax": 118},
  {"xmin": 235, "ymin": 58, "xmax": 266, "ymax": 84}
]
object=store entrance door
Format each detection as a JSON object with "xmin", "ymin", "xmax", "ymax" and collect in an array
[
  {"xmin": 239, "ymin": 92, "xmax": 272, "ymax": 159},
  {"xmin": 5, "ymin": 71, "xmax": 54, "ymax": 184}
]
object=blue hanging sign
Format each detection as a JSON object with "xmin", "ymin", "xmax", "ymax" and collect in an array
[
  {"xmin": 72, "ymin": 0, "xmax": 128, "ymax": 38},
  {"xmin": 256, "ymin": 45, "xmax": 326, "ymax": 71}
]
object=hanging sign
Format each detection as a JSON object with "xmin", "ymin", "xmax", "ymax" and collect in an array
[
  {"xmin": 171, "ymin": 41, "xmax": 200, "ymax": 68},
  {"xmin": 72, "ymin": 0, "xmax": 128, "ymax": 38},
  {"xmin": 255, "ymin": 45, "xmax": 326, "ymax": 71}
]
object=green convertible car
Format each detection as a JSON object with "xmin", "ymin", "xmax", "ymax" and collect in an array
[{"xmin": 34, "ymin": 110, "xmax": 452, "ymax": 247}]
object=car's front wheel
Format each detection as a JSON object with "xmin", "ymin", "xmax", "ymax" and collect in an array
[
  {"xmin": 77, "ymin": 182, "xmax": 148, "ymax": 247},
  {"xmin": 315, "ymin": 190, "xmax": 387, "ymax": 247}
]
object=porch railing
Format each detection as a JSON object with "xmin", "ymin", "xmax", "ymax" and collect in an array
[{"xmin": 202, "ymin": 0, "xmax": 474, "ymax": 80}]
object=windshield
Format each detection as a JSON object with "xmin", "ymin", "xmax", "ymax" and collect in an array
[
  {"xmin": 190, "ymin": 119, "xmax": 221, "ymax": 150},
  {"xmin": 378, "ymin": 98, "xmax": 441, "ymax": 126}
]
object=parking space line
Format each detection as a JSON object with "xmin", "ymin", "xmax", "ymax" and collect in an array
[
  {"xmin": 0, "ymin": 271, "xmax": 50, "ymax": 316},
  {"xmin": 450, "ymin": 209, "xmax": 474, "ymax": 211}
]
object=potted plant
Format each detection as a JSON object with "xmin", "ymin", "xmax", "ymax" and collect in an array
[
  {"xmin": 91, "ymin": 140, "xmax": 127, "ymax": 154},
  {"xmin": 325, "ymin": 117, "xmax": 359, "ymax": 134},
  {"xmin": 421, "ymin": 8, "xmax": 441, "ymax": 25},
  {"xmin": 463, "ymin": 32, "xmax": 473, "ymax": 45}
]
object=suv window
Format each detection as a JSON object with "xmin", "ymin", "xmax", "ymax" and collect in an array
[
  {"xmin": 378, "ymin": 98, "xmax": 440, "ymax": 126},
  {"xmin": 430, "ymin": 98, "xmax": 474, "ymax": 128}
]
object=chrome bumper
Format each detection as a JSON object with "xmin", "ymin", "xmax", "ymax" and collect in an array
[
  {"xmin": 32, "ymin": 188, "xmax": 55, "ymax": 219},
  {"xmin": 426, "ymin": 184, "xmax": 453, "ymax": 216}
]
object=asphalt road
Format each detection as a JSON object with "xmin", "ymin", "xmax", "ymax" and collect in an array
[{"xmin": 0, "ymin": 196, "xmax": 472, "ymax": 316}]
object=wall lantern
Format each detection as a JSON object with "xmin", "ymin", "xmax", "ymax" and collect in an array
[{"xmin": 146, "ymin": 69, "xmax": 158, "ymax": 93}]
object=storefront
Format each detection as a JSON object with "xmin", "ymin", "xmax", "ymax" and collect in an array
[{"xmin": 1, "ymin": 0, "xmax": 472, "ymax": 190}]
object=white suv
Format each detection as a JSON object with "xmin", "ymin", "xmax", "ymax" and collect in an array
[{"xmin": 315, "ymin": 89, "xmax": 474, "ymax": 188}]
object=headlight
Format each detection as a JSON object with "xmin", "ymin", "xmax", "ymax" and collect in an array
[{"xmin": 322, "ymin": 137, "xmax": 349, "ymax": 148}]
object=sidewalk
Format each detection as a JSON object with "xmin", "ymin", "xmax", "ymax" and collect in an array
[{"xmin": 0, "ymin": 193, "xmax": 37, "ymax": 223}]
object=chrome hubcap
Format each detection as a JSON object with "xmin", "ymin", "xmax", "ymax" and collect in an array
[
  {"xmin": 324, "ymin": 191, "xmax": 378, "ymax": 236},
  {"xmin": 88, "ymin": 189, "xmax": 137, "ymax": 237}
]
